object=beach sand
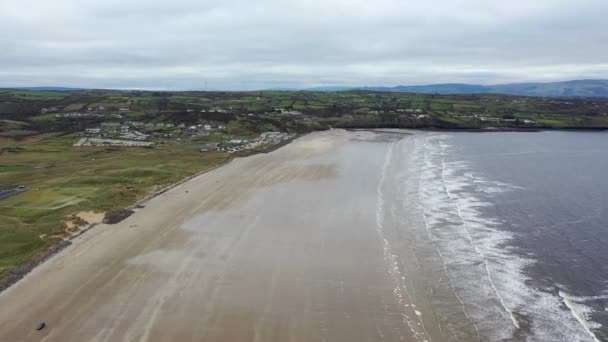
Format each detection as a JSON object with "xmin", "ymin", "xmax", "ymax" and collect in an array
[{"xmin": 0, "ymin": 130, "xmax": 437, "ymax": 342}]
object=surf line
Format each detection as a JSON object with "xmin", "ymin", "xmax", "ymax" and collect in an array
[
  {"xmin": 438, "ymin": 143, "xmax": 520, "ymax": 331},
  {"xmin": 558, "ymin": 291, "xmax": 602, "ymax": 342},
  {"xmin": 421, "ymin": 137, "xmax": 480, "ymax": 342},
  {"xmin": 376, "ymin": 141, "xmax": 432, "ymax": 342}
]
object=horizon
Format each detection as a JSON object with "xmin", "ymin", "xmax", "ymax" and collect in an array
[
  {"xmin": 2, "ymin": 0, "xmax": 608, "ymax": 90},
  {"xmin": 5, "ymin": 78, "xmax": 608, "ymax": 92}
]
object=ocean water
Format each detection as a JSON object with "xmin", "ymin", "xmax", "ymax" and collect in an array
[{"xmin": 379, "ymin": 131, "xmax": 608, "ymax": 341}]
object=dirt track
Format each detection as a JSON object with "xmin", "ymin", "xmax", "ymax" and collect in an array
[{"xmin": 0, "ymin": 130, "xmax": 430, "ymax": 342}]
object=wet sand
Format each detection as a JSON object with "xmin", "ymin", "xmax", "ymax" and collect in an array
[{"xmin": 0, "ymin": 130, "xmax": 435, "ymax": 342}]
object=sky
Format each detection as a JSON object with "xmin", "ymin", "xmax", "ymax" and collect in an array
[{"xmin": 2, "ymin": 0, "xmax": 608, "ymax": 90}]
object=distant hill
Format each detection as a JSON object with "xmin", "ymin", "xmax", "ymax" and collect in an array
[
  {"xmin": 1, "ymin": 87, "xmax": 87, "ymax": 92},
  {"xmin": 360, "ymin": 80, "xmax": 608, "ymax": 97},
  {"xmin": 7, "ymin": 79, "xmax": 608, "ymax": 97},
  {"xmin": 267, "ymin": 86, "xmax": 353, "ymax": 92},
  {"xmin": 304, "ymin": 86, "xmax": 355, "ymax": 92}
]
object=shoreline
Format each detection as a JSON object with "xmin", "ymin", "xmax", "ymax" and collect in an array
[
  {"xmin": 421, "ymin": 127, "xmax": 608, "ymax": 132},
  {"xmin": 347, "ymin": 128, "xmax": 415, "ymax": 135},
  {"xmin": 0, "ymin": 129, "xmax": 603, "ymax": 340},
  {"xmin": 0, "ymin": 134, "xmax": 305, "ymax": 295},
  {"xmin": 1, "ymin": 124, "xmax": 603, "ymax": 294},
  {"xmin": 343, "ymin": 125, "xmax": 608, "ymax": 133},
  {"xmin": 0, "ymin": 129, "xmax": 437, "ymax": 341}
]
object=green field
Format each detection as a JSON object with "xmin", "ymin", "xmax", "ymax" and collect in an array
[{"xmin": 0, "ymin": 134, "xmax": 231, "ymax": 278}]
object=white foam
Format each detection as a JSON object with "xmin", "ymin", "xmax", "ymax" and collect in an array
[
  {"xmin": 396, "ymin": 133, "xmax": 602, "ymax": 341},
  {"xmin": 559, "ymin": 291, "xmax": 602, "ymax": 342},
  {"xmin": 440, "ymin": 156, "xmax": 520, "ymax": 330}
]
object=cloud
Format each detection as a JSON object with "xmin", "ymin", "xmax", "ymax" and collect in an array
[{"xmin": 1, "ymin": 0, "xmax": 607, "ymax": 89}]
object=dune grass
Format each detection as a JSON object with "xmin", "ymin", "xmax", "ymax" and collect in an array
[{"xmin": 0, "ymin": 134, "xmax": 230, "ymax": 278}]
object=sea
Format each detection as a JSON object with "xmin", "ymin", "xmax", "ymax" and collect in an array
[{"xmin": 377, "ymin": 130, "xmax": 608, "ymax": 341}]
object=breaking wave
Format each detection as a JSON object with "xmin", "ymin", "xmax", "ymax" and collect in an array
[{"xmin": 384, "ymin": 133, "xmax": 603, "ymax": 341}]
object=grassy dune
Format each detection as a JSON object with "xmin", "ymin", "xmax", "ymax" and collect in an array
[{"xmin": 0, "ymin": 134, "xmax": 230, "ymax": 278}]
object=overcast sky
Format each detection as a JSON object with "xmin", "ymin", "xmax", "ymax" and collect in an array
[{"xmin": 2, "ymin": 0, "xmax": 608, "ymax": 90}]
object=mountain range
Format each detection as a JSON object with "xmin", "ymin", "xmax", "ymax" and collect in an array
[
  {"xmin": 5, "ymin": 80, "xmax": 608, "ymax": 98},
  {"xmin": 305, "ymin": 79, "xmax": 608, "ymax": 97}
]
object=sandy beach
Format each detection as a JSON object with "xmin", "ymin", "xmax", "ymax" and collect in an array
[{"xmin": 0, "ymin": 130, "xmax": 440, "ymax": 342}]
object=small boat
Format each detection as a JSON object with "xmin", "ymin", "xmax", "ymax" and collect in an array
[{"xmin": 36, "ymin": 322, "xmax": 46, "ymax": 331}]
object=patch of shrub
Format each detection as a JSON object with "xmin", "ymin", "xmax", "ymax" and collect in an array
[{"xmin": 103, "ymin": 209, "xmax": 134, "ymax": 224}]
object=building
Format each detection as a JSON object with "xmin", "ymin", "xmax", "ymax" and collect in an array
[{"xmin": 85, "ymin": 128, "xmax": 101, "ymax": 135}]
